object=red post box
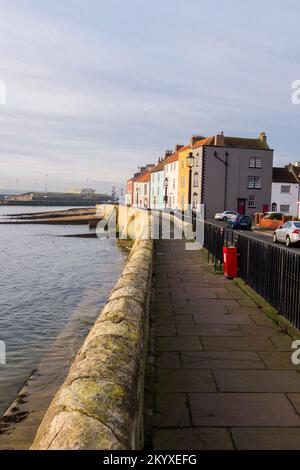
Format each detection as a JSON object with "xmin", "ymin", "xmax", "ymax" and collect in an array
[{"xmin": 223, "ymin": 246, "xmax": 238, "ymax": 279}]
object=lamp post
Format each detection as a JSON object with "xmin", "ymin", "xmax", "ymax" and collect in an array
[
  {"xmin": 44, "ymin": 174, "xmax": 48, "ymax": 198},
  {"xmin": 164, "ymin": 177, "xmax": 169, "ymax": 209},
  {"xmin": 186, "ymin": 152, "xmax": 195, "ymax": 212}
]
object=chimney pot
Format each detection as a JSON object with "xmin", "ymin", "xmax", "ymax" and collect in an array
[{"xmin": 259, "ymin": 132, "xmax": 267, "ymax": 143}]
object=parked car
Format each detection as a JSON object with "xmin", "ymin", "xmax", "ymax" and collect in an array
[
  {"xmin": 214, "ymin": 211, "xmax": 239, "ymax": 221},
  {"xmin": 227, "ymin": 215, "xmax": 252, "ymax": 230},
  {"xmin": 273, "ymin": 221, "xmax": 300, "ymax": 247}
]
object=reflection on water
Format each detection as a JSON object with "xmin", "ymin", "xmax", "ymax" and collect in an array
[{"xmin": 0, "ymin": 206, "xmax": 126, "ymax": 414}]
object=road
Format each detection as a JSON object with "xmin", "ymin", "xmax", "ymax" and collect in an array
[{"xmin": 207, "ymin": 219, "xmax": 300, "ymax": 254}]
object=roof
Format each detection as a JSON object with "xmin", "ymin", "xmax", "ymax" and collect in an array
[
  {"xmin": 178, "ymin": 144, "xmax": 192, "ymax": 154},
  {"xmin": 193, "ymin": 136, "xmax": 215, "ymax": 149},
  {"xmin": 193, "ymin": 134, "xmax": 270, "ymax": 150},
  {"xmin": 273, "ymin": 167, "xmax": 299, "ymax": 184},
  {"xmin": 165, "ymin": 152, "xmax": 179, "ymax": 165},
  {"xmin": 150, "ymin": 160, "xmax": 165, "ymax": 173},
  {"xmin": 134, "ymin": 170, "xmax": 151, "ymax": 183},
  {"xmin": 222, "ymin": 136, "xmax": 269, "ymax": 150}
]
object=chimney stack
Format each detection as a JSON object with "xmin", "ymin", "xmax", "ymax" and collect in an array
[
  {"xmin": 259, "ymin": 132, "xmax": 267, "ymax": 143},
  {"xmin": 214, "ymin": 131, "xmax": 225, "ymax": 146},
  {"xmin": 190, "ymin": 134, "xmax": 205, "ymax": 145},
  {"xmin": 174, "ymin": 144, "xmax": 184, "ymax": 152}
]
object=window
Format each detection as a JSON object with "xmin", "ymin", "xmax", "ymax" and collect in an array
[
  {"xmin": 192, "ymin": 193, "xmax": 198, "ymax": 209},
  {"xmin": 181, "ymin": 175, "xmax": 185, "ymax": 188},
  {"xmin": 280, "ymin": 204, "xmax": 290, "ymax": 213},
  {"xmin": 248, "ymin": 195, "xmax": 256, "ymax": 208},
  {"xmin": 271, "ymin": 202, "xmax": 277, "ymax": 212},
  {"xmin": 193, "ymin": 172, "xmax": 199, "ymax": 187},
  {"xmin": 144, "ymin": 184, "xmax": 147, "ymax": 195},
  {"xmin": 173, "ymin": 178, "xmax": 175, "ymax": 190},
  {"xmin": 281, "ymin": 185, "xmax": 291, "ymax": 193},
  {"xmin": 248, "ymin": 176, "xmax": 262, "ymax": 189},
  {"xmin": 249, "ymin": 157, "xmax": 262, "ymax": 168},
  {"xmin": 196, "ymin": 152, "xmax": 200, "ymax": 166}
]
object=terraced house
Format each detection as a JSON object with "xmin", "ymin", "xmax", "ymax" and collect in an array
[
  {"xmin": 189, "ymin": 132, "xmax": 273, "ymax": 218},
  {"xmin": 177, "ymin": 142, "xmax": 193, "ymax": 210},
  {"xmin": 164, "ymin": 145, "xmax": 183, "ymax": 210},
  {"xmin": 133, "ymin": 168, "xmax": 153, "ymax": 208},
  {"xmin": 150, "ymin": 152, "xmax": 172, "ymax": 209},
  {"xmin": 127, "ymin": 131, "xmax": 273, "ymax": 218}
]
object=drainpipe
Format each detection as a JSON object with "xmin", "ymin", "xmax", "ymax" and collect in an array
[{"xmin": 214, "ymin": 151, "xmax": 229, "ymax": 211}]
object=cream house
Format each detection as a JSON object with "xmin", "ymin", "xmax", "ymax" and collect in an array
[{"xmin": 164, "ymin": 145, "xmax": 183, "ymax": 210}]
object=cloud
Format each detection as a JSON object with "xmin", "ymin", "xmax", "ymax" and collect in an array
[{"xmin": 0, "ymin": 0, "xmax": 300, "ymax": 191}]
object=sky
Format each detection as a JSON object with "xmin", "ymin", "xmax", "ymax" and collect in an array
[{"xmin": 1, "ymin": 0, "xmax": 300, "ymax": 193}]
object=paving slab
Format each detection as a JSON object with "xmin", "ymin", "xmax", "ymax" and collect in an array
[
  {"xmin": 154, "ymin": 428, "xmax": 234, "ymax": 450},
  {"xmin": 156, "ymin": 336, "xmax": 203, "ymax": 352},
  {"xmin": 258, "ymin": 351, "xmax": 300, "ymax": 370},
  {"xmin": 156, "ymin": 352, "xmax": 181, "ymax": 369},
  {"xmin": 181, "ymin": 351, "xmax": 265, "ymax": 370},
  {"xmin": 189, "ymin": 393, "xmax": 300, "ymax": 427},
  {"xmin": 177, "ymin": 324, "xmax": 243, "ymax": 336},
  {"xmin": 155, "ymin": 393, "xmax": 190, "ymax": 427},
  {"xmin": 270, "ymin": 334, "xmax": 293, "ymax": 351},
  {"xmin": 239, "ymin": 324, "xmax": 279, "ymax": 336},
  {"xmin": 155, "ymin": 324, "xmax": 177, "ymax": 336},
  {"xmin": 156, "ymin": 369, "xmax": 216, "ymax": 393},
  {"xmin": 231, "ymin": 427, "xmax": 300, "ymax": 450},
  {"xmin": 201, "ymin": 336, "xmax": 276, "ymax": 351},
  {"xmin": 214, "ymin": 370, "xmax": 300, "ymax": 392},
  {"xmin": 193, "ymin": 311, "xmax": 254, "ymax": 325}
]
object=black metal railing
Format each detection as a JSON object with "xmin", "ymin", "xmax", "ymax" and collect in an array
[
  {"xmin": 237, "ymin": 235, "xmax": 300, "ymax": 329},
  {"xmin": 204, "ymin": 222, "xmax": 238, "ymax": 271},
  {"xmin": 204, "ymin": 221, "xmax": 300, "ymax": 330}
]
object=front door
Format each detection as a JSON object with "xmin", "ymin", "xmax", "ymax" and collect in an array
[{"xmin": 237, "ymin": 199, "xmax": 246, "ymax": 215}]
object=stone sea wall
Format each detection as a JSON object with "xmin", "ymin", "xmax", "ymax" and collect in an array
[{"xmin": 31, "ymin": 217, "xmax": 153, "ymax": 450}]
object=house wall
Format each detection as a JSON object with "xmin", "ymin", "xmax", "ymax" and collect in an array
[
  {"xmin": 178, "ymin": 147, "xmax": 192, "ymax": 210},
  {"xmin": 125, "ymin": 180, "xmax": 133, "ymax": 205},
  {"xmin": 133, "ymin": 181, "xmax": 150, "ymax": 208},
  {"xmin": 271, "ymin": 182, "xmax": 299, "ymax": 216},
  {"xmin": 150, "ymin": 170, "xmax": 164, "ymax": 209},
  {"xmin": 203, "ymin": 146, "xmax": 273, "ymax": 219},
  {"xmin": 164, "ymin": 161, "xmax": 178, "ymax": 209},
  {"xmin": 191, "ymin": 146, "xmax": 204, "ymax": 210}
]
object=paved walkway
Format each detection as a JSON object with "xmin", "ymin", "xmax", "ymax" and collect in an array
[{"xmin": 149, "ymin": 239, "xmax": 300, "ymax": 450}]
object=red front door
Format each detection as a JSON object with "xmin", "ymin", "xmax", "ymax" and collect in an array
[
  {"xmin": 263, "ymin": 204, "xmax": 269, "ymax": 214},
  {"xmin": 237, "ymin": 199, "xmax": 245, "ymax": 215}
]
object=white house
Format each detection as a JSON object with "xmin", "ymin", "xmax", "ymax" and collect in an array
[
  {"xmin": 164, "ymin": 145, "xmax": 183, "ymax": 210},
  {"xmin": 271, "ymin": 164, "xmax": 300, "ymax": 216},
  {"xmin": 133, "ymin": 170, "xmax": 152, "ymax": 208}
]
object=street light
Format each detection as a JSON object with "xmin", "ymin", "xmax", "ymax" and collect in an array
[
  {"xmin": 164, "ymin": 177, "xmax": 169, "ymax": 209},
  {"xmin": 44, "ymin": 174, "xmax": 48, "ymax": 198},
  {"xmin": 186, "ymin": 152, "xmax": 195, "ymax": 210}
]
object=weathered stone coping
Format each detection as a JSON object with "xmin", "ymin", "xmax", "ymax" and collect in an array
[{"xmin": 31, "ymin": 237, "xmax": 153, "ymax": 450}]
